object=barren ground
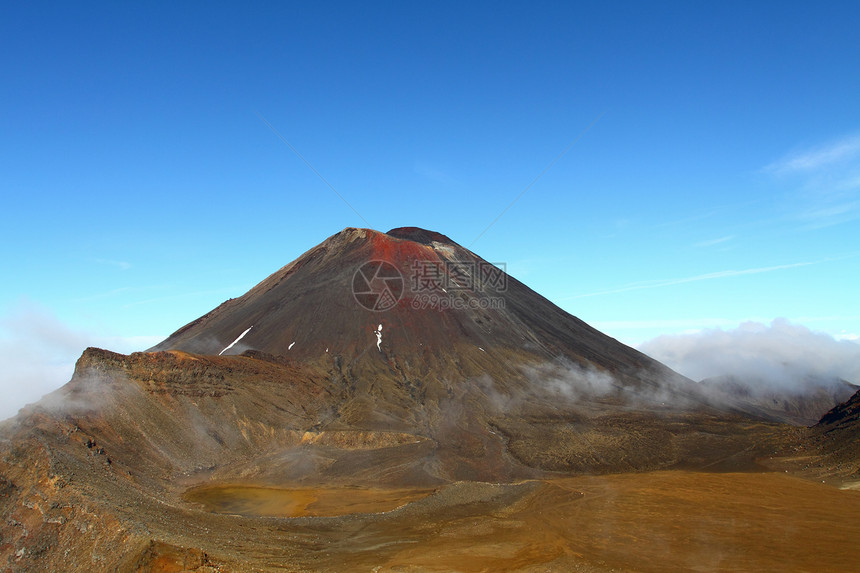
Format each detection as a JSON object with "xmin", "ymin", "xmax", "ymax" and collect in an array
[{"xmin": 147, "ymin": 471, "xmax": 860, "ymax": 572}]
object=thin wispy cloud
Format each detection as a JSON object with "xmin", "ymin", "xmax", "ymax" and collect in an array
[
  {"xmin": 792, "ymin": 314, "xmax": 860, "ymax": 323},
  {"xmin": 71, "ymin": 285, "xmax": 167, "ymax": 303},
  {"xmin": 694, "ymin": 235, "xmax": 735, "ymax": 248},
  {"xmin": 565, "ymin": 260, "xmax": 819, "ymax": 300},
  {"xmin": 798, "ymin": 199, "xmax": 860, "ymax": 229},
  {"xmin": 655, "ymin": 209, "xmax": 718, "ymax": 229},
  {"xmin": 594, "ymin": 314, "xmax": 860, "ymax": 333},
  {"xmin": 122, "ymin": 285, "xmax": 252, "ymax": 308},
  {"xmin": 765, "ymin": 134, "xmax": 860, "ymax": 175},
  {"xmin": 414, "ymin": 161, "xmax": 461, "ymax": 186},
  {"xmin": 94, "ymin": 258, "xmax": 132, "ymax": 271},
  {"xmin": 71, "ymin": 286, "xmax": 135, "ymax": 303},
  {"xmin": 654, "ymin": 198, "xmax": 766, "ymax": 230},
  {"xmin": 592, "ymin": 317, "xmax": 750, "ymax": 331},
  {"xmin": 764, "ymin": 133, "xmax": 860, "ymax": 229},
  {"xmin": 835, "ymin": 174, "xmax": 860, "ymax": 191}
]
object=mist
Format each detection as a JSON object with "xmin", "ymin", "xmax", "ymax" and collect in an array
[
  {"xmin": 464, "ymin": 361, "xmax": 618, "ymax": 418},
  {"xmin": 0, "ymin": 300, "xmax": 162, "ymax": 421},
  {"xmin": 638, "ymin": 318, "xmax": 860, "ymax": 392},
  {"xmin": 522, "ymin": 361, "xmax": 616, "ymax": 401}
]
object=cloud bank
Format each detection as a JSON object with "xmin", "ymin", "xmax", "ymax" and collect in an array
[
  {"xmin": 638, "ymin": 318, "xmax": 860, "ymax": 391},
  {"xmin": 0, "ymin": 300, "xmax": 162, "ymax": 421}
]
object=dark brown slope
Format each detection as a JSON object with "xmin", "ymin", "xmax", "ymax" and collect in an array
[
  {"xmin": 152, "ymin": 227, "xmax": 693, "ymax": 397},
  {"xmin": 818, "ymin": 387, "xmax": 860, "ymax": 426},
  {"xmin": 809, "ymin": 389, "xmax": 860, "ymax": 478}
]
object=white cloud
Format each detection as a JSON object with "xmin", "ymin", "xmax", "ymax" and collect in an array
[
  {"xmin": 638, "ymin": 318, "xmax": 860, "ymax": 389},
  {"xmin": 0, "ymin": 300, "xmax": 162, "ymax": 421},
  {"xmin": 94, "ymin": 258, "xmax": 132, "ymax": 271}
]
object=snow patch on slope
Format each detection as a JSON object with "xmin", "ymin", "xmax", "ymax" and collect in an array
[{"xmin": 219, "ymin": 326, "xmax": 253, "ymax": 356}]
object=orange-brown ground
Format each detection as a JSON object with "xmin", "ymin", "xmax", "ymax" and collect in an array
[
  {"xmin": 161, "ymin": 471, "xmax": 860, "ymax": 572},
  {"xmin": 184, "ymin": 484, "xmax": 434, "ymax": 517}
]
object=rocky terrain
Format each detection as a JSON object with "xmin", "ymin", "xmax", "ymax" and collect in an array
[
  {"xmin": 2, "ymin": 227, "xmax": 858, "ymax": 571},
  {"xmin": 804, "ymin": 389, "xmax": 860, "ymax": 483}
]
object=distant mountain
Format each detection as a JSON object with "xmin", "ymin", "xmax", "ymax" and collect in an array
[{"xmin": 698, "ymin": 374, "xmax": 858, "ymax": 426}]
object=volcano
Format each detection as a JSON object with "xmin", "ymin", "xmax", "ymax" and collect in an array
[
  {"xmin": 2, "ymin": 227, "xmax": 859, "ymax": 572},
  {"xmin": 152, "ymin": 227, "xmax": 687, "ymax": 390}
]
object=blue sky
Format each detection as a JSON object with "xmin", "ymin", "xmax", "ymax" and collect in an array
[{"xmin": 2, "ymin": 2, "xmax": 860, "ymax": 415}]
